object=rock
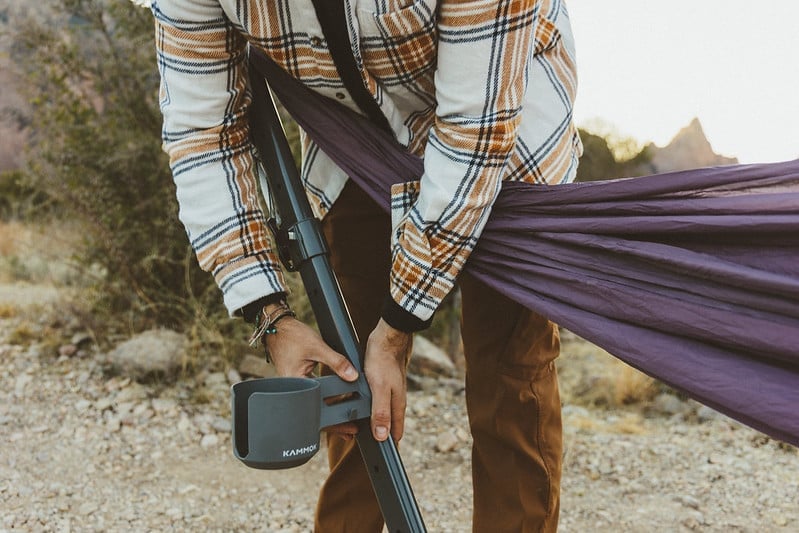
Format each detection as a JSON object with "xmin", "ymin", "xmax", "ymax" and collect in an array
[
  {"xmin": 108, "ymin": 329, "xmax": 187, "ymax": 381},
  {"xmin": 706, "ymin": 452, "xmax": 730, "ymax": 467},
  {"xmin": 204, "ymin": 372, "xmax": 228, "ymax": 387},
  {"xmin": 178, "ymin": 484, "xmax": 199, "ymax": 495},
  {"xmin": 78, "ymin": 502, "xmax": 99, "ymax": 516},
  {"xmin": 435, "ymin": 431, "xmax": 459, "ymax": 453},
  {"xmin": 238, "ymin": 354, "xmax": 272, "ymax": 378},
  {"xmin": 562, "ymin": 405, "xmax": 591, "ymax": 418},
  {"xmin": 409, "ymin": 336, "xmax": 456, "ymax": 378},
  {"xmin": 177, "ymin": 416, "xmax": 194, "ymax": 433},
  {"xmin": 653, "ymin": 393, "xmax": 685, "ymax": 416},
  {"xmin": 166, "ymin": 507, "xmax": 183, "ymax": 520},
  {"xmin": 696, "ymin": 405, "xmax": 722, "ymax": 423},
  {"xmin": 598, "ymin": 459, "xmax": 614, "ymax": 475},
  {"xmin": 200, "ymin": 434, "xmax": 220, "ymax": 448},
  {"xmin": 768, "ymin": 512, "xmax": 789, "ymax": 527},
  {"xmin": 133, "ymin": 402, "xmax": 151, "ymax": 417},
  {"xmin": 211, "ymin": 416, "xmax": 231, "ymax": 433},
  {"xmin": 58, "ymin": 344, "xmax": 78, "ymax": 357},
  {"xmin": 682, "ymin": 516, "xmax": 701, "ymax": 530},
  {"xmin": 193, "ymin": 414, "xmax": 214, "ymax": 434},
  {"xmin": 227, "ymin": 368, "xmax": 242, "ymax": 384},
  {"xmin": 455, "ymin": 427, "xmax": 470, "ymax": 442},
  {"xmin": 682, "ymin": 510, "xmax": 705, "ymax": 528},
  {"xmin": 677, "ymin": 495, "xmax": 701, "ymax": 510},
  {"xmin": 71, "ymin": 332, "xmax": 93, "ymax": 346},
  {"xmin": 14, "ymin": 374, "xmax": 32, "ymax": 397},
  {"xmin": 151, "ymin": 398, "xmax": 178, "ymax": 414},
  {"xmin": 115, "ymin": 383, "xmax": 148, "ymax": 403},
  {"xmin": 94, "ymin": 396, "xmax": 114, "ymax": 413},
  {"xmin": 106, "ymin": 417, "xmax": 122, "ymax": 433}
]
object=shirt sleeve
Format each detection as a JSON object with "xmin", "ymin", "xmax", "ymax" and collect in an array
[
  {"xmin": 385, "ymin": 0, "xmax": 542, "ymax": 328},
  {"xmin": 153, "ymin": 0, "xmax": 287, "ymax": 316}
]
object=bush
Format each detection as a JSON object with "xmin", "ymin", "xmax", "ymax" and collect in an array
[
  {"xmin": 10, "ymin": 0, "xmax": 224, "ymax": 333},
  {"xmin": 577, "ymin": 121, "xmax": 652, "ymax": 182},
  {"xmin": 0, "ymin": 169, "xmax": 47, "ymax": 219}
]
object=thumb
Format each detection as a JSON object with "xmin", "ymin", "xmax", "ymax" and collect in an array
[{"xmin": 318, "ymin": 346, "xmax": 359, "ymax": 382}]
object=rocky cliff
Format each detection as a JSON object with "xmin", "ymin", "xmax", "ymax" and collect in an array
[{"xmin": 635, "ymin": 118, "xmax": 738, "ymax": 175}]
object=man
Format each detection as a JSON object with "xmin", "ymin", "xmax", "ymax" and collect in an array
[{"xmin": 152, "ymin": 0, "xmax": 581, "ymax": 530}]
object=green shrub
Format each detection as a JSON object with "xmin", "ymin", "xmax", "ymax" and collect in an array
[
  {"xmin": 0, "ymin": 169, "xmax": 47, "ymax": 219},
  {"xmin": 10, "ymin": 0, "xmax": 223, "ymax": 332}
]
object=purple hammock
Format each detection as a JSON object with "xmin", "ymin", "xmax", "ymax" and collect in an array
[{"xmin": 251, "ymin": 53, "xmax": 799, "ymax": 447}]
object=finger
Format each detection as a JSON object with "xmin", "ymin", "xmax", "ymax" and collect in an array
[
  {"xmin": 272, "ymin": 354, "xmax": 312, "ymax": 378},
  {"xmin": 315, "ymin": 344, "xmax": 359, "ymax": 382},
  {"xmin": 390, "ymin": 388, "xmax": 406, "ymax": 442},
  {"xmin": 369, "ymin": 376, "xmax": 391, "ymax": 442}
]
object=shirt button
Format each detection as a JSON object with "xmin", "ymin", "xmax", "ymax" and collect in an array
[
  {"xmin": 310, "ymin": 36, "xmax": 322, "ymax": 47},
  {"xmin": 335, "ymin": 92, "xmax": 346, "ymax": 100}
]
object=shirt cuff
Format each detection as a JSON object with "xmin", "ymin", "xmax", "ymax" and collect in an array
[
  {"xmin": 381, "ymin": 294, "xmax": 434, "ymax": 333},
  {"xmin": 240, "ymin": 292, "xmax": 288, "ymax": 324}
]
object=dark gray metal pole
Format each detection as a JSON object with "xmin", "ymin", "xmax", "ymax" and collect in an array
[{"xmin": 248, "ymin": 61, "xmax": 427, "ymax": 533}]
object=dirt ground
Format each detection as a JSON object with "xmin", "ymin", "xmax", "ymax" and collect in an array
[{"xmin": 1, "ymin": 280, "xmax": 797, "ymax": 532}]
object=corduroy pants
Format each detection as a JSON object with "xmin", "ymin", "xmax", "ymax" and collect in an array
[{"xmin": 316, "ymin": 181, "xmax": 562, "ymax": 533}]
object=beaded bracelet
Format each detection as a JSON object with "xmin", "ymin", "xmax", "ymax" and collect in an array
[{"xmin": 247, "ymin": 300, "xmax": 296, "ymax": 349}]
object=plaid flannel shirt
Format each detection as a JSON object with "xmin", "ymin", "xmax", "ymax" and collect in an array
[{"xmin": 153, "ymin": 0, "xmax": 581, "ymax": 327}]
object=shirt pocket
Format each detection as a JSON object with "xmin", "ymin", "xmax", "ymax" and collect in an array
[{"xmin": 356, "ymin": 0, "xmax": 438, "ymax": 88}]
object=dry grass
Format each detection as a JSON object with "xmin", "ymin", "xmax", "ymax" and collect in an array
[
  {"xmin": 0, "ymin": 220, "xmax": 25, "ymax": 256},
  {"xmin": 0, "ymin": 303, "xmax": 17, "ymax": 318},
  {"xmin": 613, "ymin": 362, "xmax": 658, "ymax": 406},
  {"xmin": 558, "ymin": 331, "xmax": 660, "ymax": 411},
  {"xmin": 7, "ymin": 321, "xmax": 37, "ymax": 345},
  {"xmin": 612, "ymin": 413, "xmax": 649, "ymax": 435},
  {"xmin": 0, "ymin": 219, "xmax": 82, "ymax": 284}
]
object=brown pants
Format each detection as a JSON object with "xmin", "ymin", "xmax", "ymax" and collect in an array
[{"xmin": 316, "ymin": 182, "xmax": 562, "ymax": 533}]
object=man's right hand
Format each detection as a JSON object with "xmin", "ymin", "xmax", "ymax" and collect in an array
[
  {"xmin": 264, "ymin": 316, "xmax": 358, "ymax": 381},
  {"xmin": 263, "ymin": 315, "xmax": 361, "ymax": 440}
]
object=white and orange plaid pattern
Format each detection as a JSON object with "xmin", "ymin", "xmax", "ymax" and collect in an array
[{"xmin": 154, "ymin": 0, "xmax": 581, "ymax": 320}]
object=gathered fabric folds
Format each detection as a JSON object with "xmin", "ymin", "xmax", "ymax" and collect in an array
[{"xmin": 251, "ymin": 51, "xmax": 799, "ymax": 446}]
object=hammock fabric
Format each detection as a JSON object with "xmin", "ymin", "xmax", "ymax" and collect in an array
[{"xmin": 251, "ymin": 52, "xmax": 799, "ymax": 447}]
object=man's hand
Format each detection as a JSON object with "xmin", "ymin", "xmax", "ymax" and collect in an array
[
  {"xmin": 264, "ymin": 316, "xmax": 359, "ymax": 381},
  {"xmin": 364, "ymin": 319, "xmax": 413, "ymax": 442},
  {"xmin": 263, "ymin": 313, "xmax": 360, "ymax": 439}
]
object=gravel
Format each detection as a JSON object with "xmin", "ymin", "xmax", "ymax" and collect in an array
[{"xmin": 1, "ymin": 287, "xmax": 797, "ymax": 532}]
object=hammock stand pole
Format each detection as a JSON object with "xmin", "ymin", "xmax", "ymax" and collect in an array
[{"xmin": 247, "ymin": 60, "xmax": 427, "ymax": 533}]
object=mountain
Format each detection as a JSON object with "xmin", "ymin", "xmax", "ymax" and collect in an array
[
  {"xmin": 0, "ymin": 58, "xmax": 26, "ymax": 173},
  {"xmin": 0, "ymin": 1, "xmax": 31, "ymax": 173},
  {"xmin": 634, "ymin": 118, "xmax": 738, "ymax": 175}
]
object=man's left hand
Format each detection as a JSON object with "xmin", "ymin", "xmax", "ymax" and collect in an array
[{"xmin": 364, "ymin": 319, "xmax": 413, "ymax": 442}]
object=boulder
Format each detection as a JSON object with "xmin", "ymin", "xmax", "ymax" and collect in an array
[
  {"xmin": 409, "ymin": 336, "xmax": 456, "ymax": 378},
  {"xmin": 108, "ymin": 329, "xmax": 186, "ymax": 381},
  {"xmin": 238, "ymin": 354, "xmax": 273, "ymax": 378}
]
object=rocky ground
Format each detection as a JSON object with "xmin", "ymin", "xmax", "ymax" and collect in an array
[{"xmin": 1, "ymin": 281, "xmax": 797, "ymax": 533}]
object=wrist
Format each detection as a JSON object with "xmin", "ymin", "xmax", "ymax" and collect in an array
[
  {"xmin": 247, "ymin": 298, "xmax": 296, "ymax": 350},
  {"xmin": 376, "ymin": 318, "xmax": 411, "ymax": 342},
  {"xmin": 241, "ymin": 292, "xmax": 288, "ymax": 324},
  {"xmin": 380, "ymin": 294, "xmax": 433, "ymax": 333}
]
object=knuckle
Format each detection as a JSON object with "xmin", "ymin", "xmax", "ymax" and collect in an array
[
  {"xmin": 372, "ymin": 408, "xmax": 391, "ymax": 423},
  {"xmin": 365, "ymin": 372, "xmax": 385, "ymax": 387}
]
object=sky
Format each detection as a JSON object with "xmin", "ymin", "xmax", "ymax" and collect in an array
[{"xmin": 567, "ymin": 1, "xmax": 799, "ymax": 163}]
